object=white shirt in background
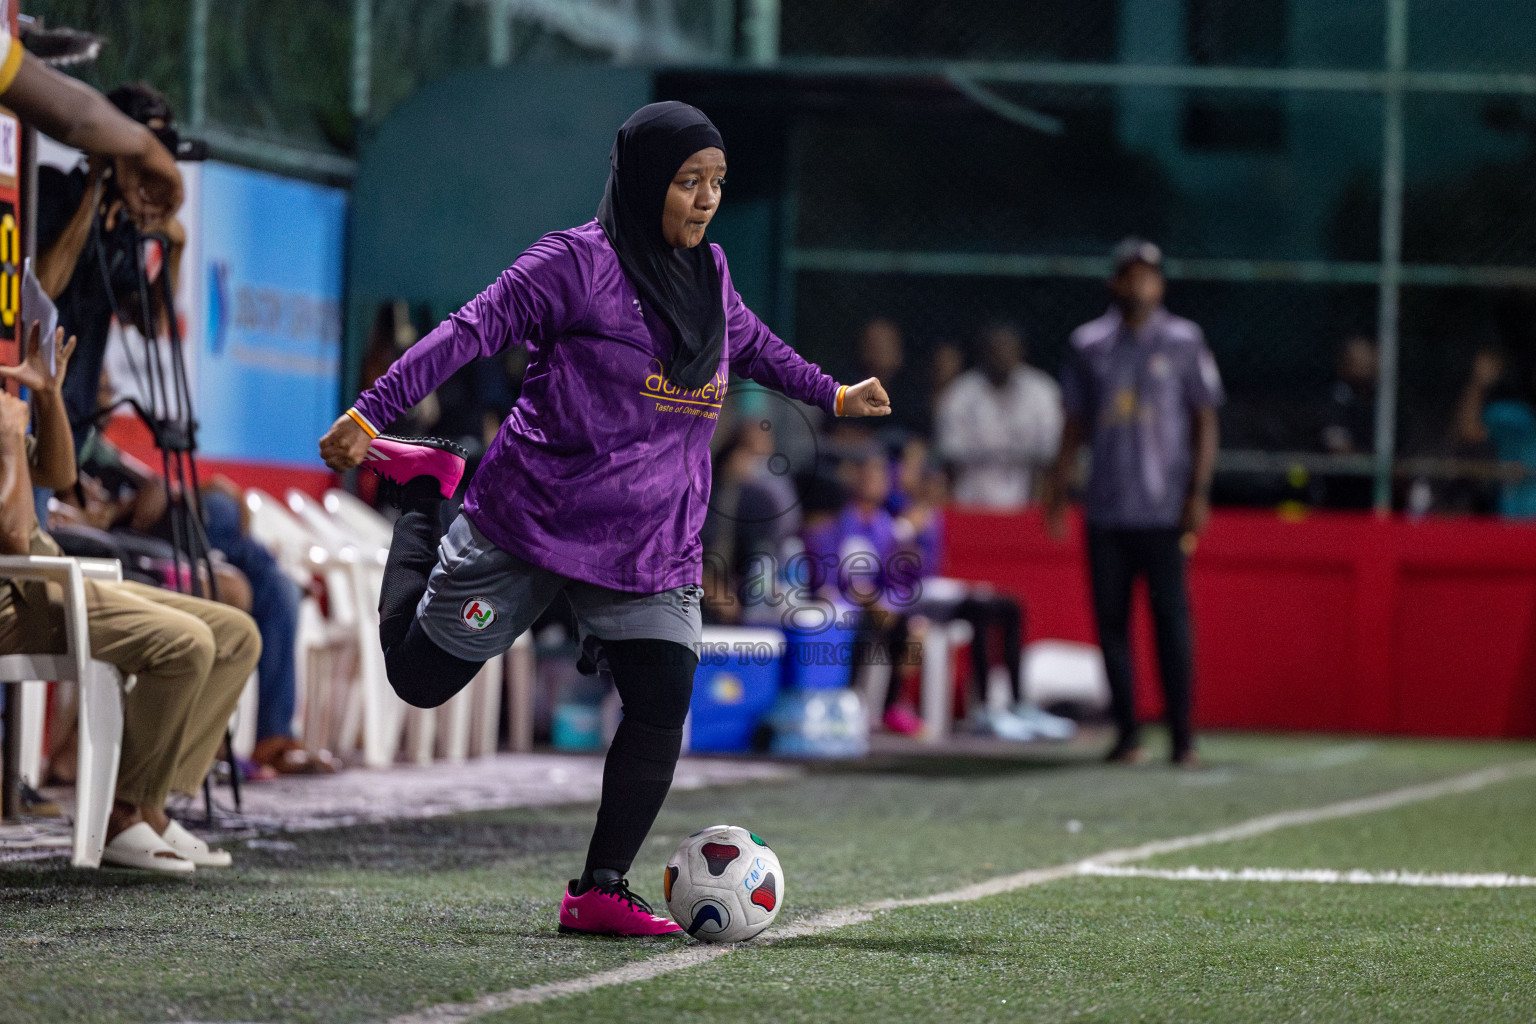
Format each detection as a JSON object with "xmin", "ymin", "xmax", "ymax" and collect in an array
[{"xmin": 936, "ymin": 365, "xmax": 1064, "ymax": 510}]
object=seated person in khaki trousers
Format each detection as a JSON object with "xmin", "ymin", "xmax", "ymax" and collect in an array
[{"xmin": 0, "ymin": 326, "xmax": 260, "ymax": 873}]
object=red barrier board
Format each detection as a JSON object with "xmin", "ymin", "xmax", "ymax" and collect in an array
[{"xmin": 944, "ymin": 507, "xmax": 1536, "ymax": 739}]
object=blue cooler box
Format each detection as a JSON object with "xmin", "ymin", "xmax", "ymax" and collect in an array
[
  {"xmin": 781, "ymin": 616, "xmax": 857, "ymax": 691},
  {"xmin": 688, "ymin": 627, "xmax": 785, "ymax": 753}
]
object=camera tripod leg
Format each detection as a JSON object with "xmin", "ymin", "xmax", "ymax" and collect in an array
[{"xmin": 225, "ymin": 726, "xmax": 242, "ymax": 812}]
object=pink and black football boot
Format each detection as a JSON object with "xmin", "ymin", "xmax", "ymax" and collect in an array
[
  {"xmin": 558, "ymin": 874, "xmax": 683, "ymax": 937},
  {"xmin": 361, "ymin": 434, "xmax": 468, "ymax": 500}
]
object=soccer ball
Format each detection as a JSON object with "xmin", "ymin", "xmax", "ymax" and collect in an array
[{"xmin": 664, "ymin": 824, "xmax": 784, "ymax": 942}]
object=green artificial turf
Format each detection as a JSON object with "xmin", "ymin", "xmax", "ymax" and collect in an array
[
  {"xmin": 1, "ymin": 733, "xmax": 1533, "ymax": 1024},
  {"xmin": 1143, "ymin": 771, "xmax": 1536, "ymax": 876},
  {"xmin": 486, "ymin": 880, "xmax": 1536, "ymax": 1024}
]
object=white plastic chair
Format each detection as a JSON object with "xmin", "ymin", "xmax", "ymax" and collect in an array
[
  {"xmin": 313, "ymin": 488, "xmax": 522, "ymax": 765},
  {"xmin": 856, "ymin": 615, "xmax": 972, "ymax": 742},
  {"xmin": 229, "ymin": 671, "xmax": 260, "ymax": 761},
  {"xmin": 918, "ymin": 617, "xmax": 974, "ymax": 742},
  {"xmin": 14, "ymin": 679, "xmax": 46, "ymax": 790},
  {"xmin": 245, "ymin": 488, "xmax": 328, "ymax": 579},
  {"xmin": 287, "ymin": 488, "xmax": 400, "ymax": 768},
  {"xmin": 433, "ymin": 652, "xmax": 507, "ymax": 763},
  {"xmin": 323, "ymin": 488, "xmax": 393, "ymax": 550},
  {"xmin": 0, "ymin": 556, "xmax": 133, "ymax": 868},
  {"xmin": 504, "ymin": 630, "xmax": 535, "ymax": 753},
  {"xmin": 322, "ymin": 488, "xmax": 403, "ymax": 751},
  {"xmin": 245, "ymin": 489, "xmax": 360, "ymax": 759},
  {"xmin": 1022, "ymin": 639, "xmax": 1111, "ymax": 714}
]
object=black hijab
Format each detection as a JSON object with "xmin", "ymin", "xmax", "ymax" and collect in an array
[{"xmin": 597, "ymin": 102, "xmax": 727, "ymax": 392}]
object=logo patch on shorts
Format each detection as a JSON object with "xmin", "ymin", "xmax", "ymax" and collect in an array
[{"xmin": 460, "ymin": 598, "xmax": 497, "ymax": 632}]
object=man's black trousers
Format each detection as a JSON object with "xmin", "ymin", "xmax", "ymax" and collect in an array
[{"xmin": 1085, "ymin": 526, "xmax": 1195, "ymax": 758}]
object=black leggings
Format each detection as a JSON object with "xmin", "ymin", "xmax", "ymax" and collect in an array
[{"xmin": 379, "ymin": 508, "xmax": 698, "ymax": 879}]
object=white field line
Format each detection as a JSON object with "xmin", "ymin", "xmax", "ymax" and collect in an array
[
  {"xmin": 1077, "ymin": 757, "xmax": 1536, "ymax": 869},
  {"xmin": 378, "ymin": 908, "xmax": 876, "ymax": 1024},
  {"xmin": 1080, "ymin": 864, "xmax": 1536, "ymax": 888},
  {"xmin": 381, "ymin": 758, "xmax": 1536, "ymax": 1024}
]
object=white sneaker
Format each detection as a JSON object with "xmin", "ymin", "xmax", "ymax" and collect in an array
[
  {"xmin": 965, "ymin": 707, "xmax": 1019, "ymax": 738},
  {"xmin": 1012, "ymin": 702, "xmax": 1078, "ymax": 741},
  {"xmin": 986, "ymin": 707, "xmax": 1044, "ymax": 742},
  {"xmin": 965, "ymin": 705, "xmax": 1042, "ymax": 741}
]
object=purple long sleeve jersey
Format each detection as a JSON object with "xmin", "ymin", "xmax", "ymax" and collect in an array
[{"xmin": 352, "ymin": 220, "xmax": 842, "ymax": 593}]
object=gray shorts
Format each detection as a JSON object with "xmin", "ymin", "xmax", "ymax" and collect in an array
[{"xmin": 416, "ymin": 514, "xmax": 704, "ymax": 661}]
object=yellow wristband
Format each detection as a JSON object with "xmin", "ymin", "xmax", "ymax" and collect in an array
[
  {"xmin": 345, "ymin": 407, "xmax": 380, "ymax": 438},
  {"xmin": 835, "ymin": 385, "xmax": 847, "ymax": 417},
  {"xmin": 0, "ymin": 39, "xmax": 23, "ymax": 96}
]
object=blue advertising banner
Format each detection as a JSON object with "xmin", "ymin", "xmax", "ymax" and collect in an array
[{"xmin": 197, "ymin": 162, "xmax": 346, "ymax": 465}]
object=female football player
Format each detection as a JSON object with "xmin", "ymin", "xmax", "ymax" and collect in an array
[{"xmin": 319, "ymin": 101, "xmax": 888, "ymax": 935}]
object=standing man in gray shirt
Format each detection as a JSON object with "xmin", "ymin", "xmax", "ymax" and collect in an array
[{"xmin": 1046, "ymin": 238, "xmax": 1222, "ymax": 768}]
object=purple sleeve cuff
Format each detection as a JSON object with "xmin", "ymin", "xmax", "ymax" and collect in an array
[
  {"xmin": 349, "ymin": 395, "xmax": 387, "ymax": 436},
  {"xmin": 810, "ymin": 375, "xmax": 842, "ymax": 417}
]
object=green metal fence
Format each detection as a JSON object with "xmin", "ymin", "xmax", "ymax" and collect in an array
[
  {"xmin": 28, "ymin": 0, "xmax": 1536, "ymax": 510},
  {"xmin": 764, "ymin": 0, "xmax": 1536, "ymax": 511}
]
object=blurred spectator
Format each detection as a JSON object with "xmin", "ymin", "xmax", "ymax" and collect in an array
[
  {"xmin": 1320, "ymin": 335, "xmax": 1378, "ymax": 455},
  {"xmin": 202, "ymin": 484, "xmax": 339, "ymax": 775},
  {"xmin": 72, "ymin": 382, "xmax": 169, "ymax": 536},
  {"xmin": 802, "ymin": 449, "xmax": 914, "ymax": 606},
  {"xmin": 48, "ymin": 411, "xmax": 331, "ymax": 775},
  {"xmin": 1047, "ymin": 238, "xmax": 1221, "ymax": 768},
  {"xmin": 891, "ymin": 452, "xmax": 1075, "ymax": 741},
  {"xmin": 45, "ymin": 374, "xmax": 250, "ymax": 602},
  {"xmin": 1316, "ymin": 334, "xmax": 1379, "ymax": 509},
  {"xmin": 0, "ymin": 39, "xmax": 180, "ymax": 229},
  {"xmin": 0, "ymin": 323, "xmax": 254, "ymax": 872},
  {"xmin": 935, "ymin": 320, "xmax": 1063, "ymax": 509},
  {"xmin": 884, "ymin": 435, "xmax": 930, "ymax": 519},
  {"xmin": 801, "ymin": 449, "xmax": 922, "ymax": 734},
  {"xmin": 48, "ymin": 491, "xmax": 250, "ymax": 608},
  {"xmin": 929, "ymin": 341, "xmax": 965, "ymax": 409},
  {"xmin": 855, "ymin": 318, "xmax": 927, "ymax": 438},
  {"xmin": 701, "ymin": 420, "xmax": 802, "ymax": 624},
  {"xmin": 361, "ymin": 301, "xmax": 413, "ymax": 393},
  {"xmin": 795, "ymin": 468, "xmax": 850, "ymax": 546},
  {"xmin": 921, "ymin": 340, "xmax": 966, "ymax": 461},
  {"xmin": 1454, "ymin": 346, "xmax": 1536, "ymax": 518},
  {"xmin": 34, "ymin": 82, "xmax": 186, "ymax": 451}
]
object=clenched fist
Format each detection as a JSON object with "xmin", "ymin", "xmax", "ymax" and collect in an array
[
  {"xmin": 840, "ymin": 377, "xmax": 892, "ymax": 418},
  {"xmin": 319, "ymin": 414, "xmax": 372, "ymax": 471}
]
